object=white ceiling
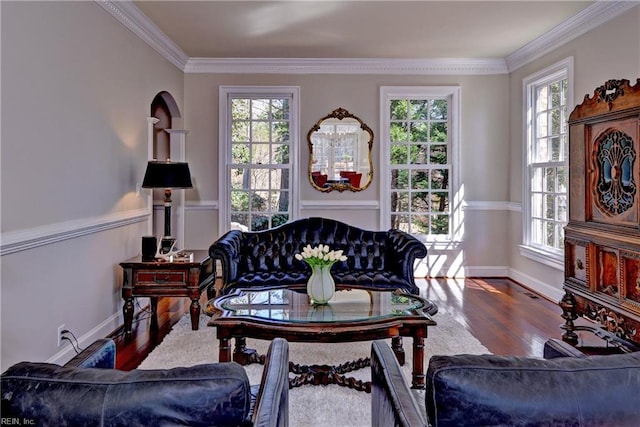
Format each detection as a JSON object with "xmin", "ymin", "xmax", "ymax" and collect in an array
[{"xmin": 132, "ymin": 1, "xmax": 596, "ymax": 60}]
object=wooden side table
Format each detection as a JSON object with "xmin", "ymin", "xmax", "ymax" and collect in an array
[{"xmin": 120, "ymin": 249, "xmax": 214, "ymax": 338}]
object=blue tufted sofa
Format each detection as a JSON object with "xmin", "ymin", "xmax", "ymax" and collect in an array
[
  {"xmin": 1, "ymin": 338, "xmax": 289, "ymax": 427},
  {"xmin": 210, "ymin": 217, "xmax": 428, "ymax": 295},
  {"xmin": 371, "ymin": 339, "xmax": 640, "ymax": 427}
]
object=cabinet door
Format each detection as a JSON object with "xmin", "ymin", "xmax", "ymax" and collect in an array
[
  {"xmin": 592, "ymin": 245, "xmax": 619, "ymax": 298},
  {"xmin": 621, "ymin": 250, "xmax": 640, "ymax": 315},
  {"xmin": 587, "ymin": 117, "xmax": 639, "ymax": 227},
  {"xmin": 565, "ymin": 238, "xmax": 589, "ymax": 285}
]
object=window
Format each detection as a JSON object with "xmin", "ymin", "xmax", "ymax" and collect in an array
[
  {"xmin": 219, "ymin": 87, "xmax": 299, "ymax": 233},
  {"xmin": 380, "ymin": 87, "xmax": 460, "ymax": 242},
  {"xmin": 522, "ymin": 58, "xmax": 573, "ymax": 266}
]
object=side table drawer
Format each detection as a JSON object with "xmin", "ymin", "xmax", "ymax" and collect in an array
[{"xmin": 135, "ymin": 270, "xmax": 186, "ymax": 285}]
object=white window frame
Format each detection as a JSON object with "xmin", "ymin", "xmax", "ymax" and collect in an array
[
  {"xmin": 379, "ymin": 86, "xmax": 461, "ymax": 244},
  {"xmin": 218, "ymin": 86, "xmax": 300, "ymax": 235},
  {"xmin": 520, "ymin": 57, "xmax": 573, "ymax": 269}
]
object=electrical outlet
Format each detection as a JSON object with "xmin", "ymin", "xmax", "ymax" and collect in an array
[{"xmin": 57, "ymin": 324, "xmax": 66, "ymax": 347}]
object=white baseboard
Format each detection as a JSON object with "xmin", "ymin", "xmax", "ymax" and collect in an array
[
  {"xmin": 46, "ymin": 311, "xmax": 123, "ymax": 365},
  {"xmin": 422, "ymin": 264, "xmax": 563, "ymax": 303},
  {"xmin": 421, "ymin": 264, "xmax": 510, "ymax": 278},
  {"xmin": 509, "ymin": 268, "xmax": 564, "ymax": 302},
  {"xmin": 464, "ymin": 266, "xmax": 510, "ymax": 277}
]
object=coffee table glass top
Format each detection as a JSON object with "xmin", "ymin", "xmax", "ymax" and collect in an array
[{"xmin": 214, "ymin": 288, "xmax": 434, "ymax": 324}]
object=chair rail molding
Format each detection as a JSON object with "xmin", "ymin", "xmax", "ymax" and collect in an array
[
  {"xmin": 185, "ymin": 200, "xmax": 218, "ymax": 210},
  {"xmin": 0, "ymin": 209, "xmax": 149, "ymax": 256},
  {"xmin": 299, "ymin": 200, "xmax": 380, "ymax": 210},
  {"xmin": 155, "ymin": 201, "xmax": 218, "ymax": 211},
  {"xmin": 462, "ymin": 201, "xmax": 512, "ymax": 211}
]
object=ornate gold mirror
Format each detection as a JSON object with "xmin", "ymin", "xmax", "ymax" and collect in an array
[{"xmin": 307, "ymin": 107, "xmax": 374, "ymax": 192}]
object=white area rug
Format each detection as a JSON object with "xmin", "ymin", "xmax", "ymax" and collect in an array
[{"xmin": 139, "ymin": 313, "xmax": 489, "ymax": 427}]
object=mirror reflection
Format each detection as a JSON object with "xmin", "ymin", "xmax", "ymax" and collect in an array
[{"xmin": 308, "ymin": 108, "xmax": 373, "ymax": 192}]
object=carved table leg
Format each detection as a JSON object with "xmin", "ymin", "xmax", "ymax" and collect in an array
[
  {"xmin": 123, "ymin": 297, "xmax": 134, "ymax": 338},
  {"xmin": 149, "ymin": 297, "xmax": 159, "ymax": 331},
  {"xmin": 233, "ymin": 337, "xmax": 260, "ymax": 365},
  {"xmin": 411, "ymin": 328, "xmax": 426, "ymax": 389},
  {"xmin": 189, "ymin": 298, "xmax": 200, "ymax": 330},
  {"xmin": 391, "ymin": 336, "xmax": 405, "ymax": 365},
  {"xmin": 560, "ymin": 291, "xmax": 579, "ymax": 345},
  {"xmin": 219, "ymin": 337, "xmax": 231, "ymax": 362},
  {"xmin": 207, "ymin": 262, "xmax": 217, "ymax": 300}
]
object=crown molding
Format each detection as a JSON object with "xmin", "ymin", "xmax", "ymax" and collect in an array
[
  {"xmin": 184, "ymin": 57, "xmax": 508, "ymax": 75},
  {"xmin": 97, "ymin": 0, "xmax": 636, "ymax": 75},
  {"xmin": 95, "ymin": 0, "xmax": 188, "ymax": 70},
  {"xmin": 506, "ymin": 1, "xmax": 638, "ymax": 72}
]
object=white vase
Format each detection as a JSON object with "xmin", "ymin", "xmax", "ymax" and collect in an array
[{"xmin": 306, "ymin": 264, "xmax": 335, "ymax": 304}]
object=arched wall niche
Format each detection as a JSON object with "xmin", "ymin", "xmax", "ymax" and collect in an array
[
  {"xmin": 151, "ymin": 91, "xmax": 181, "ymax": 160},
  {"xmin": 152, "ymin": 91, "xmax": 181, "ymax": 118}
]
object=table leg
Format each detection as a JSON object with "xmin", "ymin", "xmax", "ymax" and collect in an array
[
  {"xmin": 207, "ymin": 262, "xmax": 218, "ymax": 300},
  {"xmin": 190, "ymin": 298, "xmax": 200, "ymax": 330},
  {"xmin": 411, "ymin": 329, "xmax": 426, "ymax": 389},
  {"xmin": 206, "ymin": 284, "xmax": 217, "ymax": 300},
  {"xmin": 391, "ymin": 336, "xmax": 405, "ymax": 365},
  {"xmin": 123, "ymin": 297, "xmax": 134, "ymax": 338},
  {"xmin": 219, "ymin": 337, "xmax": 231, "ymax": 362},
  {"xmin": 233, "ymin": 337, "xmax": 259, "ymax": 365},
  {"xmin": 150, "ymin": 297, "xmax": 159, "ymax": 331}
]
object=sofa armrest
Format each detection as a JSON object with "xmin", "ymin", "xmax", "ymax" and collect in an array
[
  {"xmin": 64, "ymin": 338, "xmax": 116, "ymax": 369},
  {"xmin": 252, "ymin": 338, "xmax": 289, "ymax": 427},
  {"xmin": 543, "ymin": 338, "xmax": 587, "ymax": 359},
  {"xmin": 371, "ymin": 341, "xmax": 427, "ymax": 427},
  {"xmin": 210, "ymin": 230, "xmax": 244, "ymax": 294},
  {"xmin": 386, "ymin": 229, "xmax": 427, "ymax": 294}
]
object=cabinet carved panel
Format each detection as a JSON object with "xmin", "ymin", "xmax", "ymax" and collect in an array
[
  {"xmin": 565, "ymin": 238, "xmax": 588, "ymax": 285},
  {"xmin": 621, "ymin": 250, "xmax": 640, "ymax": 315},
  {"xmin": 594, "ymin": 246, "xmax": 619, "ymax": 297},
  {"xmin": 588, "ymin": 118, "xmax": 639, "ymax": 226},
  {"xmin": 561, "ymin": 78, "xmax": 640, "ymax": 348}
]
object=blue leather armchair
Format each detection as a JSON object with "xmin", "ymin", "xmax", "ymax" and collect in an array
[
  {"xmin": 210, "ymin": 217, "xmax": 427, "ymax": 295},
  {"xmin": 371, "ymin": 339, "xmax": 640, "ymax": 427},
  {"xmin": 2, "ymin": 338, "xmax": 289, "ymax": 427}
]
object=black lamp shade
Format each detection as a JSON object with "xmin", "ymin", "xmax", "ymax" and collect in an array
[{"xmin": 142, "ymin": 161, "xmax": 193, "ymax": 189}]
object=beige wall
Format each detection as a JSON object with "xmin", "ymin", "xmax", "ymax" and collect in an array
[
  {"xmin": 1, "ymin": 2, "xmax": 184, "ymax": 370},
  {"xmin": 182, "ymin": 73, "xmax": 511, "ymax": 275},
  {"xmin": 507, "ymin": 6, "xmax": 640, "ymax": 301}
]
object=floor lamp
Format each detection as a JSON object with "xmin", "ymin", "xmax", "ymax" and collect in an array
[{"xmin": 142, "ymin": 160, "xmax": 193, "ymax": 256}]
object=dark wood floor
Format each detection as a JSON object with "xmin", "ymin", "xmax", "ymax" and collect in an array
[{"xmin": 109, "ymin": 277, "xmax": 597, "ymax": 370}]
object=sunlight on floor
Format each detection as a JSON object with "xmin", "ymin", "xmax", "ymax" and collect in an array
[{"xmin": 464, "ymin": 278, "xmax": 504, "ymax": 294}]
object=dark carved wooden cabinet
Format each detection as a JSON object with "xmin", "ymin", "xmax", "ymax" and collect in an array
[{"xmin": 561, "ymin": 79, "xmax": 640, "ymax": 348}]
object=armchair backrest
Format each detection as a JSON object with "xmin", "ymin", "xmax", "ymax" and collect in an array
[
  {"xmin": 1, "ymin": 361, "xmax": 252, "ymax": 426},
  {"xmin": 371, "ymin": 339, "xmax": 640, "ymax": 427},
  {"xmin": 427, "ymin": 351, "xmax": 640, "ymax": 426},
  {"xmin": 2, "ymin": 338, "xmax": 290, "ymax": 427}
]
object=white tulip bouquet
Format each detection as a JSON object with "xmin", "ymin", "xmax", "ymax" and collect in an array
[{"xmin": 294, "ymin": 244, "xmax": 348, "ymax": 267}]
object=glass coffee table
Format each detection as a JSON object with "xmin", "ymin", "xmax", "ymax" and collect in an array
[{"xmin": 206, "ymin": 286, "xmax": 438, "ymax": 391}]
